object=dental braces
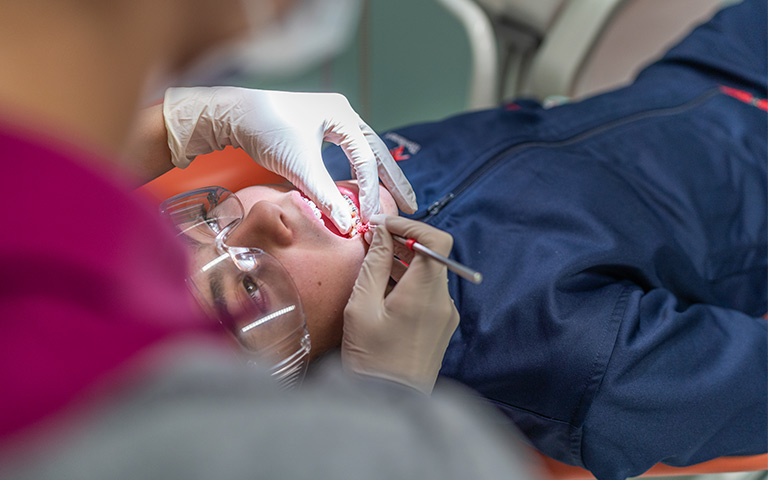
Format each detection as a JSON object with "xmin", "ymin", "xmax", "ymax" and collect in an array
[
  {"xmin": 302, "ymin": 193, "xmax": 369, "ymax": 237},
  {"xmin": 344, "ymin": 194, "xmax": 370, "ymax": 237}
]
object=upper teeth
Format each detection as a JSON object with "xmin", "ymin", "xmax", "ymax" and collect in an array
[
  {"xmin": 344, "ymin": 194, "xmax": 359, "ymax": 220},
  {"xmin": 344, "ymin": 194, "xmax": 365, "ymax": 238},
  {"xmin": 304, "ymin": 193, "xmax": 365, "ymax": 237},
  {"xmin": 301, "ymin": 196, "xmax": 323, "ymax": 221}
]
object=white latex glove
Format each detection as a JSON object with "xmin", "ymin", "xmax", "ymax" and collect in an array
[
  {"xmin": 163, "ymin": 87, "xmax": 418, "ymax": 234},
  {"xmin": 342, "ymin": 215, "xmax": 460, "ymax": 394}
]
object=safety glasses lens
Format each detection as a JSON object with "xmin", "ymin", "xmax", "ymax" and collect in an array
[{"xmin": 160, "ymin": 186, "xmax": 311, "ymax": 388}]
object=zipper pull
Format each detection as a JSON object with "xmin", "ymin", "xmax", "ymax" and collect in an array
[{"xmin": 426, "ymin": 193, "xmax": 455, "ymax": 216}]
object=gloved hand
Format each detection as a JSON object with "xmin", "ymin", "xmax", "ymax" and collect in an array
[
  {"xmin": 342, "ymin": 215, "xmax": 460, "ymax": 394},
  {"xmin": 163, "ymin": 87, "xmax": 418, "ymax": 234}
]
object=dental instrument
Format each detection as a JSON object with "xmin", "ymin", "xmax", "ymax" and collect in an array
[
  {"xmin": 342, "ymin": 192, "xmax": 482, "ymax": 283},
  {"xmin": 393, "ymin": 234, "xmax": 483, "ymax": 284}
]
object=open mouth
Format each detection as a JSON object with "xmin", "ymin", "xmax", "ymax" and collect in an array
[{"xmin": 300, "ymin": 187, "xmax": 366, "ymax": 238}]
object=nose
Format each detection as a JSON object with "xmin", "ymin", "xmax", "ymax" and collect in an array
[{"xmin": 225, "ymin": 201, "xmax": 293, "ymax": 250}]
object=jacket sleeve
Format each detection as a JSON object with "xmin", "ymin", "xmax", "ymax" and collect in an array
[
  {"xmin": 581, "ymin": 3, "xmax": 768, "ymax": 476},
  {"xmin": 580, "ymin": 285, "xmax": 767, "ymax": 480}
]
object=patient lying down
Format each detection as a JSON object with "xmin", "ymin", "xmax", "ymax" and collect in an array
[
  {"xmin": 167, "ymin": 4, "xmax": 768, "ymax": 473},
  {"xmin": 192, "ymin": 180, "xmax": 399, "ymax": 357}
]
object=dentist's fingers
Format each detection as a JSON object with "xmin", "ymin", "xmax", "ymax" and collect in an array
[
  {"xmin": 371, "ymin": 215, "xmax": 453, "ymax": 258},
  {"xmin": 392, "ymin": 238, "xmax": 416, "ymax": 266},
  {"xmin": 363, "ymin": 223, "xmax": 412, "ymax": 283},
  {"xmin": 345, "ymin": 214, "xmax": 458, "ymax": 393},
  {"xmin": 372, "ymin": 215, "xmax": 453, "ymax": 306},
  {"xmin": 286, "ymin": 151, "xmax": 354, "ymax": 234},
  {"xmin": 389, "ymin": 256, "xmax": 409, "ymax": 284},
  {"xmin": 345, "ymin": 224, "xmax": 395, "ymax": 315},
  {"xmin": 324, "ymin": 108, "xmax": 381, "ymax": 225},
  {"xmin": 358, "ymin": 118, "xmax": 418, "ymax": 215},
  {"xmin": 163, "ymin": 87, "xmax": 410, "ymax": 234}
]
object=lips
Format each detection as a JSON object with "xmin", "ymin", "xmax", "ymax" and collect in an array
[
  {"xmin": 320, "ymin": 211, "xmax": 344, "ymax": 237},
  {"xmin": 336, "ymin": 185, "xmax": 361, "ymax": 214},
  {"xmin": 300, "ymin": 186, "xmax": 362, "ymax": 238},
  {"xmin": 299, "ymin": 195, "xmax": 323, "ymax": 221}
]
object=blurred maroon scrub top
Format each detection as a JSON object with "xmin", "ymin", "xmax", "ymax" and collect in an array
[{"xmin": 0, "ymin": 124, "xmax": 219, "ymax": 447}]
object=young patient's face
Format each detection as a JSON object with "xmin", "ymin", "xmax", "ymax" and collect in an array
[{"xmin": 223, "ymin": 180, "xmax": 399, "ymax": 357}]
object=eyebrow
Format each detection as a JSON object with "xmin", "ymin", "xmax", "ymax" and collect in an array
[{"xmin": 181, "ymin": 233, "xmax": 206, "ymax": 251}]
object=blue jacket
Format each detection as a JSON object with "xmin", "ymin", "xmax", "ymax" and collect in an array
[{"xmin": 325, "ymin": 1, "xmax": 767, "ymax": 478}]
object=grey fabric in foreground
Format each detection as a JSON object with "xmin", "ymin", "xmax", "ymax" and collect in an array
[{"xmin": 0, "ymin": 343, "xmax": 541, "ymax": 480}]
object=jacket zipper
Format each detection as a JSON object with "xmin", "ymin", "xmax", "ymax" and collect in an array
[{"xmin": 420, "ymin": 88, "xmax": 719, "ymax": 222}]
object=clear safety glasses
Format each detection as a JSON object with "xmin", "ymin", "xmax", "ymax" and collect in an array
[{"xmin": 159, "ymin": 186, "xmax": 310, "ymax": 388}]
